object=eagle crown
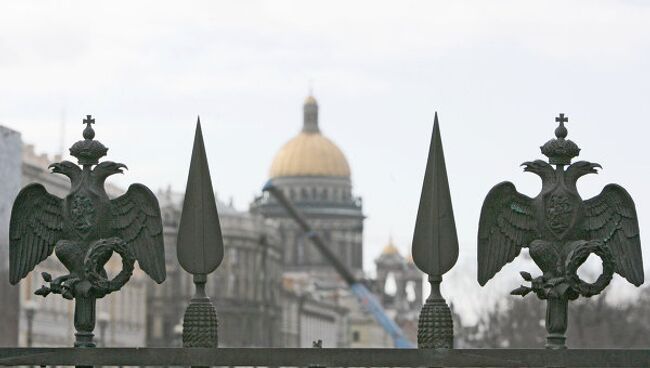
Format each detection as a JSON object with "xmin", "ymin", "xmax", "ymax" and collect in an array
[
  {"xmin": 522, "ymin": 114, "xmax": 603, "ymax": 197},
  {"xmin": 49, "ymin": 116, "xmax": 128, "ymax": 194}
]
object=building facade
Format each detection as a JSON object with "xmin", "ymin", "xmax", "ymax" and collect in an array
[
  {"xmin": 145, "ymin": 187, "xmax": 351, "ymax": 348},
  {"xmin": 0, "ymin": 126, "xmax": 22, "ymax": 346},
  {"xmin": 280, "ymin": 275, "xmax": 349, "ymax": 348},
  {"xmin": 146, "ymin": 189, "xmax": 286, "ymax": 347}
]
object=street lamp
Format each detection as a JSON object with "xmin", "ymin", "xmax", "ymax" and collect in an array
[
  {"xmin": 97, "ymin": 312, "xmax": 110, "ymax": 347},
  {"xmin": 23, "ymin": 299, "xmax": 39, "ymax": 347}
]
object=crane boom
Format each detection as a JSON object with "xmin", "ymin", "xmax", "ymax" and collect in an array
[{"xmin": 263, "ymin": 180, "xmax": 415, "ymax": 348}]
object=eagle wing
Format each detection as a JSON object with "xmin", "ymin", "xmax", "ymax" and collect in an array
[
  {"xmin": 9, "ymin": 184, "xmax": 64, "ymax": 284},
  {"xmin": 583, "ymin": 184, "xmax": 644, "ymax": 286},
  {"xmin": 111, "ymin": 184, "xmax": 166, "ymax": 283},
  {"xmin": 478, "ymin": 182, "xmax": 539, "ymax": 286}
]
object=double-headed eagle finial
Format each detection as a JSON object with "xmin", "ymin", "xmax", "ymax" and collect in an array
[
  {"xmin": 9, "ymin": 116, "xmax": 166, "ymax": 347},
  {"xmin": 478, "ymin": 114, "xmax": 643, "ymax": 349}
]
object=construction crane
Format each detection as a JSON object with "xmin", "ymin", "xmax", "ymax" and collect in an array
[{"xmin": 263, "ymin": 181, "xmax": 415, "ymax": 348}]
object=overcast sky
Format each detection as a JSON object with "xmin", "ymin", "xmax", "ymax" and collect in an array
[{"xmin": 2, "ymin": 1, "xmax": 649, "ymax": 320}]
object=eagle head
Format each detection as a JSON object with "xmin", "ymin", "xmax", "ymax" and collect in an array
[
  {"xmin": 49, "ymin": 161, "xmax": 81, "ymax": 183},
  {"xmin": 93, "ymin": 161, "xmax": 128, "ymax": 181},
  {"xmin": 565, "ymin": 161, "xmax": 601, "ymax": 189},
  {"xmin": 521, "ymin": 160, "xmax": 555, "ymax": 191},
  {"xmin": 567, "ymin": 160, "xmax": 601, "ymax": 176}
]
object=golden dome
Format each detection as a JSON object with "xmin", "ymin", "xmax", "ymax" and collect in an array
[
  {"xmin": 381, "ymin": 239, "xmax": 400, "ymax": 256},
  {"xmin": 269, "ymin": 94, "xmax": 350, "ymax": 178},
  {"xmin": 269, "ymin": 132, "xmax": 351, "ymax": 178},
  {"xmin": 304, "ymin": 95, "xmax": 317, "ymax": 105}
]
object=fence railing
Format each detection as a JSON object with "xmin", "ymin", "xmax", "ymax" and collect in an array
[{"xmin": 1, "ymin": 347, "xmax": 649, "ymax": 367}]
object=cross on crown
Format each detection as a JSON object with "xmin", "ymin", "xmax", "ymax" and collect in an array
[
  {"xmin": 82, "ymin": 115, "xmax": 96, "ymax": 140},
  {"xmin": 540, "ymin": 113, "xmax": 580, "ymax": 165},
  {"xmin": 83, "ymin": 114, "xmax": 95, "ymax": 128}
]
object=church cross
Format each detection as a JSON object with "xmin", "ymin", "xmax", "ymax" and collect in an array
[{"xmin": 555, "ymin": 113, "xmax": 568, "ymax": 125}]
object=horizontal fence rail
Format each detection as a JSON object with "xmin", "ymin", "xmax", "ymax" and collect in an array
[{"xmin": 0, "ymin": 348, "xmax": 649, "ymax": 367}]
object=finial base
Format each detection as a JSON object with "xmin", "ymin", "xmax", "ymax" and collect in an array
[
  {"xmin": 182, "ymin": 295, "xmax": 218, "ymax": 348},
  {"xmin": 546, "ymin": 334, "xmax": 567, "ymax": 350},
  {"xmin": 74, "ymin": 331, "xmax": 96, "ymax": 348},
  {"xmin": 417, "ymin": 298, "xmax": 453, "ymax": 348}
]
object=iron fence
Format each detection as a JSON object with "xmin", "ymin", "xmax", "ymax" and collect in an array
[
  {"xmin": 3, "ymin": 116, "xmax": 649, "ymax": 367},
  {"xmin": 1, "ymin": 347, "xmax": 649, "ymax": 367}
]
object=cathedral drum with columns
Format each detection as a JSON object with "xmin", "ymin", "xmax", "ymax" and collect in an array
[{"xmin": 252, "ymin": 95, "xmax": 365, "ymax": 279}]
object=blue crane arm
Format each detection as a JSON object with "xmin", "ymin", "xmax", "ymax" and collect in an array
[
  {"xmin": 350, "ymin": 283, "xmax": 415, "ymax": 348},
  {"xmin": 263, "ymin": 180, "xmax": 415, "ymax": 348}
]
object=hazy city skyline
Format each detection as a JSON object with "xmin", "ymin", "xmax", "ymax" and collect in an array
[{"xmin": 2, "ymin": 2, "xmax": 648, "ymax": 318}]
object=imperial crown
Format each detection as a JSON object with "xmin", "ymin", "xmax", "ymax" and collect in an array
[
  {"xmin": 69, "ymin": 115, "xmax": 108, "ymax": 165},
  {"xmin": 540, "ymin": 113, "xmax": 581, "ymax": 165}
]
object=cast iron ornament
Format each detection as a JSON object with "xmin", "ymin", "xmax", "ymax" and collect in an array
[
  {"xmin": 412, "ymin": 113, "xmax": 458, "ymax": 349},
  {"xmin": 177, "ymin": 118, "xmax": 223, "ymax": 348},
  {"xmin": 9, "ymin": 115, "xmax": 166, "ymax": 347},
  {"xmin": 477, "ymin": 114, "xmax": 644, "ymax": 349}
]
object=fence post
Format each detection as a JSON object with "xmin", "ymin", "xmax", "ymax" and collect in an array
[
  {"xmin": 177, "ymin": 118, "xmax": 225, "ymax": 348},
  {"xmin": 411, "ymin": 113, "xmax": 458, "ymax": 349}
]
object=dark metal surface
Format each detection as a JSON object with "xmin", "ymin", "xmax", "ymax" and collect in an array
[
  {"xmin": 8, "ymin": 115, "xmax": 165, "ymax": 347},
  {"xmin": 1, "ymin": 348, "xmax": 649, "ymax": 367},
  {"xmin": 411, "ymin": 114, "xmax": 458, "ymax": 349},
  {"xmin": 477, "ymin": 114, "xmax": 644, "ymax": 349},
  {"xmin": 412, "ymin": 113, "xmax": 459, "ymax": 277},
  {"xmin": 177, "ymin": 118, "xmax": 224, "ymax": 275},
  {"xmin": 177, "ymin": 118, "xmax": 223, "ymax": 348}
]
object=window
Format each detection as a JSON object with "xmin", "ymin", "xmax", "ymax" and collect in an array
[{"xmin": 384, "ymin": 272, "xmax": 397, "ymax": 296}]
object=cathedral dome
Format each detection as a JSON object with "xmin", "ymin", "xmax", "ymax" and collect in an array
[
  {"xmin": 381, "ymin": 239, "xmax": 401, "ymax": 256},
  {"xmin": 304, "ymin": 95, "xmax": 318, "ymax": 105},
  {"xmin": 270, "ymin": 132, "xmax": 350, "ymax": 178},
  {"xmin": 269, "ymin": 95, "xmax": 351, "ymax": 178}
]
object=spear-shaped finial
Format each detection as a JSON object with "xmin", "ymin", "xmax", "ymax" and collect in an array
[
  {"xmin": 411, "ymin": 112, "xmax": 459, "ymax": 349},
  {"xmin": 177, "ymin": 116, "xmax": 224, "ymax": 347}
]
